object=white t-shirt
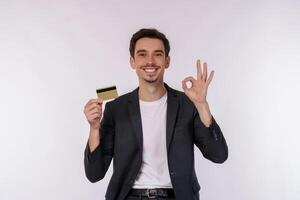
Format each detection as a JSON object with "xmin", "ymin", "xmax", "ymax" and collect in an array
[{"xmin": 132, "ymin": 92, "xmax": 172, "ymax": 189}]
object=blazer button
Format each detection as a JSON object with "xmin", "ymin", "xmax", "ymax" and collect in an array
[
  {"xmin": 170, "ymin": 172, "xmax": 175, "ymax": 176},
  {"xmin": 212, "ymin": 130, "xmax": 218, "ymax": 141}
]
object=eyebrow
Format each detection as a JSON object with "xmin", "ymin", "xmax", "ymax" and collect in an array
[
  {"xmin": 136, "ymin": 50, "xmax": 147, "ymax": 54},
  {"xmin": 154, "ymin": 50, "xmax": 165, "ymax": 54},
  {"xmin": 136, "ymin": 49, "xmax": 165, "ymax": 54}
]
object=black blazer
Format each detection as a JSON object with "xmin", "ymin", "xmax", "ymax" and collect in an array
[{"xmin": 84, "ymin": 83, "xmax": 228, "ymax": 200}]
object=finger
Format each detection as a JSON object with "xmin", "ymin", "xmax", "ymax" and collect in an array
[
  {"xmin": 86, "ymin": 99, "xmax": 103, "ymax": 106},
  {"xmin": 86, "ymin": 102, "xmax": 101, "ymax": 110},
  {"xmin": 203, "ymin": 62, "xmax": 207, "ymax": 81},
  {"xmin": 182, "ymin": 76, "xmax": 196, "ymax": 91},
  {"xmin": 87, "ymin": 98, "xmax": 102, "ymax": 105},
  {"xmin": 97, "ymin": 98, "xmax": 104, "ymax": 105},
  {"xmin": 182, "ymin": 80, "xmax": 188, "ymax": 91},
  {"xmin": 86, "ymin": 99, "xmax": 95, "ymax": 104},
  {"xmin": 89, "ymin": 108, "xmax": 101, "ymax": 115},
  {"xmin": 89, "ymin": 113, "xmax": 101, "ymax": 121},
  {"xmin": 206, "ymin": 70, "xmax": 214, "ymax": 86},
  {"xmin": 182, "ymin": 76, "xmax": 197, "ymax": 84},
  {"xmin": 197, "ymin": 59, "xmax": 202, "ymax": 80},
  {"xmin": 85, "ymin": 100, "xmax": 102, "ymax": 111},
  {"xmin": 85, "ymin": 103, "xmax": 102, "ymax": 113}
]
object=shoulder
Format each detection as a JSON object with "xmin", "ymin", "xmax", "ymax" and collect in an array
[
  {"xmin": 104, "ymin": 90, "xmax": 132, "ymax": 108},
  {"xmin": 167, "ymin": 85, "xmax": 194, "ymax": 106}
]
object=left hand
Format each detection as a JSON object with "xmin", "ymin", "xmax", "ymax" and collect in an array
[{"xmin": 182, "ymin": 59, "xmax": 214, "ymax": 104}]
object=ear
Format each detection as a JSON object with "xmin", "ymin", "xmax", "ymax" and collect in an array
[
  {"xmin": 165, "ymin": 56, "xmax": 170, "ymax": 69},
  {"xmin": 130, "ymin": 57, "xmax": 136, "ymax": 69}
]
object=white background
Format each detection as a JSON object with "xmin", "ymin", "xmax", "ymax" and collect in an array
[{"xmin": 0, "ymin": 0, "xmax": 299, "ymax": 199}]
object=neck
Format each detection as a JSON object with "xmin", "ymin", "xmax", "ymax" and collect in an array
[{"xmin": 138, "ymin": 80, "xmax": 167, "ymax": 102}]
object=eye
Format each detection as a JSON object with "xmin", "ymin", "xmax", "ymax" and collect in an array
[
  {"xmin": 138, "ymin": 53, "xmax": 146, "ymax": 57},
  {"xmin": 155, "ymin": 53, "xmax": 163, "ymax": 57}
]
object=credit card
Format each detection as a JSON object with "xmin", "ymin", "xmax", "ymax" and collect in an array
[{"xmin": 96, "ymin": 86, "xmax": 118, "ymax": 101}]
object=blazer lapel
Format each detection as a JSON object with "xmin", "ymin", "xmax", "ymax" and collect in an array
[
  {"xmin": 165, "ymin": 83, "xmax": 180, "ymax": 152},
  {"xmin": 127, "ymin": 88, "xmax": 143, "ymax": 150}
]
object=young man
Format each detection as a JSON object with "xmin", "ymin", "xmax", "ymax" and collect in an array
[{"xmin": 83, "ymin": 28, "xmax": 228, "ymax": 200}]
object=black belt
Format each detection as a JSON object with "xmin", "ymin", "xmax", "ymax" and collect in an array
[{"xmin": 128, "ymin": 188, "xmax": 175, "ymax": 198}]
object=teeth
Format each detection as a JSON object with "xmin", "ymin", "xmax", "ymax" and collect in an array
[{"xmin": 144, "ymin": 68, "xmax": 156, "ymax": 72}]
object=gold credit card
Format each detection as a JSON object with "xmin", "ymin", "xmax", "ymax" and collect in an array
[{"xmin": 96, "ymin": 86, "xmax": 118, "ymax": 101}]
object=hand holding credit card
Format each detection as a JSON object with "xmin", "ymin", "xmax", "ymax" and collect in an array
[{"xmin": 96, "ymin": 86, "xmax": 118, "ymax": 101}]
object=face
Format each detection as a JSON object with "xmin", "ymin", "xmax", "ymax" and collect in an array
[{"xmin": 130, "ymin": 37, "xmax": 170, "ymax": 84}]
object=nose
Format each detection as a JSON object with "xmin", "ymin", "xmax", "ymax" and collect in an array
[{"xmin": 146, "ymin": 55, "xmax": 155, "ymax": 65}]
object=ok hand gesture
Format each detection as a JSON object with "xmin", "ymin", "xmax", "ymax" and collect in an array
[{"xmin": 182, "ymin": 59, "xmax": 214, "ymax": 105}]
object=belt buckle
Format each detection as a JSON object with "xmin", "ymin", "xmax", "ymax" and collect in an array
[{"xmin": 146, "ymin": 189, "xmax": 157, "ymax": 199}]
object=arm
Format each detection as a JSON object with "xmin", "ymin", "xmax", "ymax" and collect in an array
[
  {"xmin": 193, "ymin": 103, "xmax": 228, "ymax": 163},
  {"xmin": 84, "ymin": 102, "xmax": 115, "ymax": 182},
  {"xmin": 182, "ymin": 59, "xmax": 228, "ymax": 163}
]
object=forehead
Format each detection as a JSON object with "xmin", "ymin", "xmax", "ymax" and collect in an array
[{"xmin": 135, "ymin": 37, "xmax": 165, "ymax": 52}]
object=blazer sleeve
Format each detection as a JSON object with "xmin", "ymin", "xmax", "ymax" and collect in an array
[
  {"xmin": 84, "ymin": 102, "xmax": 115, "ymax": 182},
  {"xmin": 193, "ymin": 107, "xmax": 228, "ymax": 163}
]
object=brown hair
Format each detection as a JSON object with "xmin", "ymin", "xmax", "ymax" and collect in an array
[{"xmin": 129, "ymin": 28, "xmax": 170, "ymax": 57}]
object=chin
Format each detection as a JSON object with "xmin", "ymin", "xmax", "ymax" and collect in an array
[
  {"xmin": 143, "ymin": 77, "xmax": 164, "ymax": 84},
  {"xmin": 145, "ymin": 79, "xmax": 157, "ymax": 83}
]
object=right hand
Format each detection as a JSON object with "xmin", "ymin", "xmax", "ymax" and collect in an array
[{"xmin": 84, "ymin": 98, "xmax": 103, "ymax": 130}]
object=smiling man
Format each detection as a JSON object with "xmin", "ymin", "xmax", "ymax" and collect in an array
[{"xmin": 83, "ymin": 28, "xmax": 228, "ymax": 200}]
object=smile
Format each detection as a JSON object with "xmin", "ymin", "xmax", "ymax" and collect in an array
[{"xmin": 143, "ymin": 67, "xmax": 159, "ymax": 73}]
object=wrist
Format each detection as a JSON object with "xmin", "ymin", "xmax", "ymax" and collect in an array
[
  {"xmin": 194, "ymin": 102, "xmax": 212, "ymax": 127},
  {"xmin": 88, "ymin": 128, "xmax": 100, "ymax": 152},
  {"xmin": 194, "ymin": 101, "xmax": 209, "ymax": 110},
  {"xmin": 89, "ymin": 127, "xmax": 100, "ymax": 137}
]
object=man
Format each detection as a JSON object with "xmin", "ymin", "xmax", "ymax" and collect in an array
[{"xmin": 83, "ymin": 28, "xmax": 228, "ymax": 200}]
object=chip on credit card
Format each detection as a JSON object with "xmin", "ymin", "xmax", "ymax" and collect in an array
[{"xmin": 96, "ymin": 86, "xmax": 118, "ymax": 101}]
